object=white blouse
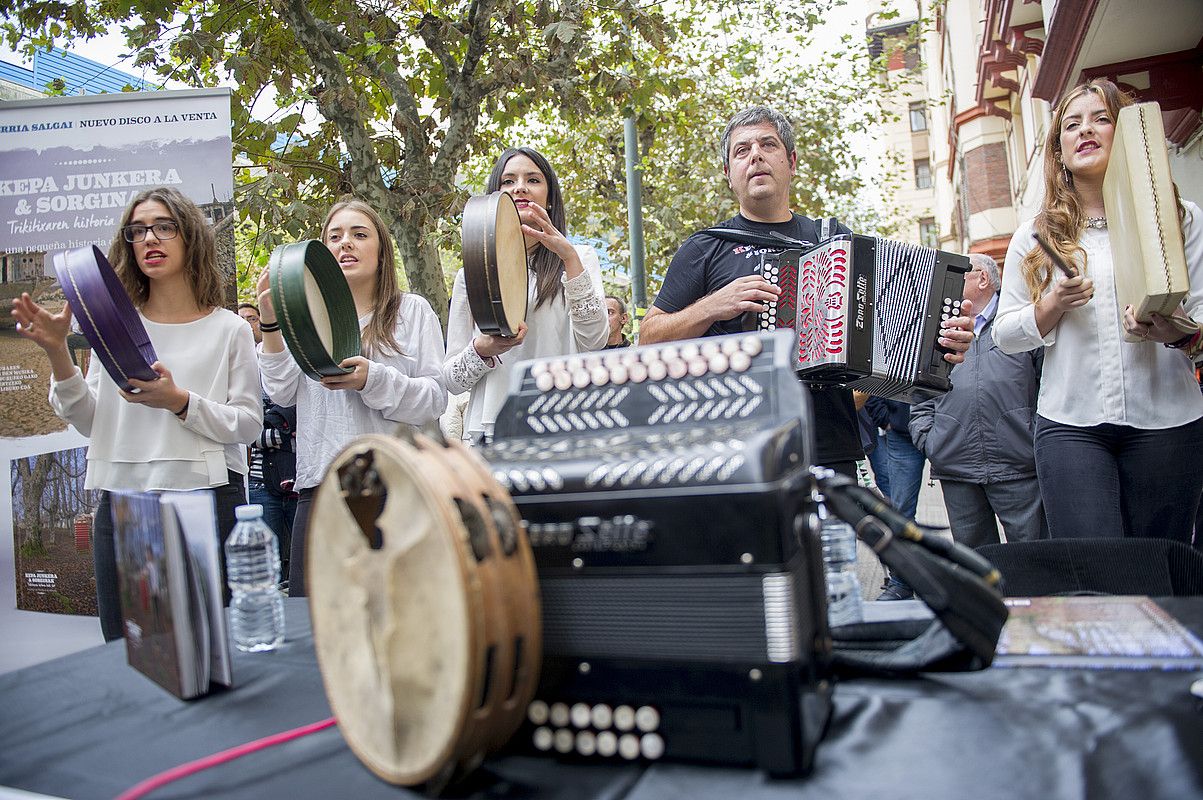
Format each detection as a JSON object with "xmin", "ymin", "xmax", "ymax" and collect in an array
[
  {"xmin": 994, "ymin": 200, "xmax": 1203, "ymax": 430},
  {"xmin": 49, "ymin": 308, "xmax": 263, "ymax": 492},
  {"xmin": 443, "ymin": 244, "xmax": 608, "ymax": 439},
  {"xmin": 258, "ymin": 293, "xmax": 448, "ymax": 490}
]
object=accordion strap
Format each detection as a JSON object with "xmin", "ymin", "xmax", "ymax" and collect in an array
[
  {"xmin": 700, "ymin": 227, "xmax": 807, "ymax": 250},
  {"xmin": 814, "ymin": 469, "xmax": 1010, "ymax": 675}
]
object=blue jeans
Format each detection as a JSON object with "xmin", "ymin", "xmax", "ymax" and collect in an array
[
  {"xmin": 249, "ymin": 485, "xmax": 297, "ymax": 583},
  {"xmin": 867, "ymin": 433, "xmax": 891, "ymax": 498},
  {"xmin": 885, "ymin": 430, "xmax": 925, "ymax": 520},
  {"xmin": 1034, "ymin": 415, "xmax": 1203, "ymax": 545}
]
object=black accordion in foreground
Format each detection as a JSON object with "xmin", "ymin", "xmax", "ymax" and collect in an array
[
  {"xmin": 756, "ymin": 235, "xmax": 971, "ymax": 403},
  {"xmin": 482, "ymin": 329, "xmax": 833, "ymax": 776}
]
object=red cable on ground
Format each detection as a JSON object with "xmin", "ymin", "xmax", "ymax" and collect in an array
[{"xmin": 115, "ymin": 716, "xmax": 338, "ymax": 800}]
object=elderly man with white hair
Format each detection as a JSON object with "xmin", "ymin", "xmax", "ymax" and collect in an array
[{"xmin": 909, "ymin": 253, "xmax": 1049, "ymax": 547}]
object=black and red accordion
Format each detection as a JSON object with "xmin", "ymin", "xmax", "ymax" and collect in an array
[{"xmin": 757, "ymin": 235, "xmax": 971, "ymax": 403}]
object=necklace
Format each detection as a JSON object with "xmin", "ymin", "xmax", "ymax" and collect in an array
[{"xmin": 1085, "ymin": 216, "xmax": 1107, "ymax": 230}]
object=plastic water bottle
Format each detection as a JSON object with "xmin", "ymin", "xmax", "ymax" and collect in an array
[
  {"xmin": 225, "ymin": 504, "xmax": 285, "ymax": 652},
  {"xmin": 820, "ymin": 512, "xmax": 864, "ymax": 627}
]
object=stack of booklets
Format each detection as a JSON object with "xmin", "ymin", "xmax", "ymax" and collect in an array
[
  {"xmin": 994, "ymin": 596, "xmax": 1203, "ymax": 670},
  {"xmin": 111, "ymin": 491, "xmax": 233, "ymax": 699}
]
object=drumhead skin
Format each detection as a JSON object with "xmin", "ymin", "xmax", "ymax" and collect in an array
[
  {"xmin": 309, "ymin": 430, "xmax": 540, "ymax": 787},
  {"xmin": 268, "ymin": 240, "xmax": 361, "ymax": 380},
  {"xmin": 462, "ymin": 192, "xmax": 529, "ymax": 337},
  {"xmin": 52, "ymin": 245, "xmax": 158, "ymax": 391}
]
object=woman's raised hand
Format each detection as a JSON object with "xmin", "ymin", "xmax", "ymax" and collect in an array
[
  {"xmin": 255, "ymin": 265, "xmax": 275, "ymax": 323},
  {"xmin": 11, "ymin": 293, "xmax": 73, "ymax": 354},
  {"xmin": 518, "ymin": 203, "xmax": 573, "ymax": 260}
]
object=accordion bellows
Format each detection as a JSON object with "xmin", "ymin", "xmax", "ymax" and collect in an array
[{"xmin": 1103, "ymin": 101, "xmax": 1190, "ymax": 341}]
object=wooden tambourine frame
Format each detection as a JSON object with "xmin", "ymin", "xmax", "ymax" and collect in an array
[
  {"xmin": 307, "ymin": 430, "xmax": 540, "ymax": 788},
  {"xmin": 268, "ymin": 240, "xmax": 361, "ymax": 380},
  {"xmin": 462, "ymin": 191, "xmax": 529, "ymax": 337}
]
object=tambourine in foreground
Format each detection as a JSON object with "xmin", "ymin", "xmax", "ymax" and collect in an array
[
  {"xmin": 52, "ymin": 245, "xmax": 158, "ymax": 391},
  {"xmin": 268, "ymin": 240, "xmax": 361, "ymax": 380},
  {"xmin": 462, "ymin": 191, "xmax": 528, "ymax": 337},
  {"xmin": 307, "ymin": 429, "xmax": 541, "ymax": 787}
]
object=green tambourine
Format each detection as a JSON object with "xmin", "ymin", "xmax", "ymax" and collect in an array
[{"xmin": 268, "ymin": 240, "xmax": 361, "ymax": 380}]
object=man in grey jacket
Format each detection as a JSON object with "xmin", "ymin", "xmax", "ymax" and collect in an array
[{"xmin": 909, "ymin": 254, "xmax": 1048, "ymax": 548}]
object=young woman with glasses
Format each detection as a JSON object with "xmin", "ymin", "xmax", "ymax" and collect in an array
[
  {"xmin": 254, "ymin": 198, "xmax": 447, "ymax": 597},
  {"xmin": 442, "ymin": 146, "xmax": 608, "ymax": 442},
  {"xmin": 10, "ymin": 186, "xmax": 263, "ymax": 640},
  {"xmin": 994, "ymin": 79, "xmax": 1203, "ymax": 543}
]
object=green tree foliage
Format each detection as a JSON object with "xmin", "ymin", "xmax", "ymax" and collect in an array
[{"xmin": 2, "ymin": 0, "xmax": 896, "ymax": 316}]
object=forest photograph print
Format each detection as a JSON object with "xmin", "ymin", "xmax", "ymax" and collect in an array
[{"xmin": 12, "ymin": 446, "xmax": 98, "ymax": 615}]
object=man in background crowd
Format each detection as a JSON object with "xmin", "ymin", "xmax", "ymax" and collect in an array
[{"xmin": 910, "ymin": 253, "xmax": 1048, "ymax": 548}]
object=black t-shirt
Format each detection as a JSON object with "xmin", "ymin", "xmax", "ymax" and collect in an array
[{"xmin": 654, "ymin": 213, "xmax": 864, "ymax": 466}]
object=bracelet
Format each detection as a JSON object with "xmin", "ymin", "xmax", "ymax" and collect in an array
[
  {"xmin": 174, "ymin": 396, "xmax": 190, "ymax": 418},
  {"xmin": 1165, "ymin": 329, "xmax": 1202, "ymax": 350},
  {"xmin": 259, "ymin": 320, "xmax": 281, "ymax": 333}
]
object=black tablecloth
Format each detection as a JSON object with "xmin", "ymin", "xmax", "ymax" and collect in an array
[{"xmin": 2, "ymin": 598, "xmax": 1202, "ymax": 800}]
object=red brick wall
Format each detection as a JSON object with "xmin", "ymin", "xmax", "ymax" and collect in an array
[{"xmin": 963, "ymin": 141, "xmax": 1011, "ymax": 214}]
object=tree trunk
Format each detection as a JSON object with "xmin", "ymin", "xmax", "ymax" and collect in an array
[{"xmin": 393, "ymin": 217, "xmax": 450, "ymax": 328}]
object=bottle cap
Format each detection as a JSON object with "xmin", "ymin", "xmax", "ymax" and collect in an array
[{"xmin": 235, "ymin": 504, "xmax": 264, "ymax": 520}]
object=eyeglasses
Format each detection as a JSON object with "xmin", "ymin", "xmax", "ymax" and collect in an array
[{"xmin": 122, "ymin": 221, "xmax": 179, "ymax": 243}]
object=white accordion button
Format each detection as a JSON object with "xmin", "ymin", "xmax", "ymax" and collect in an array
[
  {"xmin": 721, "ymin": 337, "xmax": 742, "ymax": 355},
  {"xmin": 641, "ymin": 733, "xmax": 665, "ymax": 760},
  {"xmin": 590, "ymin": 366, "xmax": 610, "ymax": 386},
  {"xmin": 688, "ymin": 358, "xmax": 708, "ymax": 377},
  {"xmin": 591, "ymin": 704, "xmax": 614, "ymax": 729},
  {"xmin": 536, "ymin": 372, "xmax": 555, "ymax": 392},
  {"xmin": 730, "ymin": 351, "xmax": 752, "ymax": 373},
  {"xmin": 609, "ymin": 364, "xmax": 629, "ymax": 385},
  {"xmin": 550, "ymin": 702, "xmax": 570, "ymax": 727},
  {"xmin": 533, "ymin": 727, "xmax": 554, "ymax": 751},
  {"xmin": 701, "ymin": 341, "xmax": 721, "ymax": 358},
  {"xmin": 709, "ymin": 352, "xmax": 730, "ymax": 374},
  {"xmin": 667, "ymin": 360, "xmax": 688, "ymax": 380},
  {"xmin": 576, "ymin": 730, "xmax": 597, "ymax": 756},
  {"xmin": 613, "ymin": 705, "xmax": 636, "ymax": 731},
  {"xmin": 634, "ymin": 705, "xmax": 660, "ymax": 732},
  {"xmin": 554, "ymin": 371, "xmax": 573, "ymax": 391},
  {"xmin": 629, "ymin": 362, "xmax": 649, "ymax": 383},
  {"xmin": 618, "ymin": 733, "xmax": 641, "ymax": 760},
  {"xmin": 571, "ymin": 703, "xmax": 592, "ymax": 729},
  {"xmin": 573, "ymin": 370, "xmax": 591, "ymax": 389},
  {"xmin": 680, "ymin": 342, "xmax": 700, "ymax": 360},
  {"xmin": 530, "ymin": 362, "xmax": 549, "ymax": 377},
  {"xmin": 566, "ymin": 355, "xmax": 584, "ymax": 372},
  {"xmin": 554, "ymin": 728, "xmax": 575, "ymax": 754},
  {"xmin": 740, "ymin": 336, "xmax": 763, "ymax": 356},
  {"xmin": 528, "ymin": 700, "xmax": 550, "ymax": 725},
  {"xmin": 596, "ymin": 731, "xmax": 618, "ymax": 757},
  {"xmin": 648, "ymin": 361, "xmax": 668, "ymax": 381}
]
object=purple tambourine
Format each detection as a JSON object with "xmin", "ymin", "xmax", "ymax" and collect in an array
[{"xmin": 52, "ymin": 246, "xmax": 158, "ymax": 391}]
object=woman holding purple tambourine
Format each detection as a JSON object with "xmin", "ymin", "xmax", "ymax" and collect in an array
[{"xmin": 11, "ymin": 187, "xmax": 262, "ymax": 641}]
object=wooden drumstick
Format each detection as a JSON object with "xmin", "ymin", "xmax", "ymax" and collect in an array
[{"xmin": 1032, "ymin": 233, "xmax": 1078, "ymax": 279}]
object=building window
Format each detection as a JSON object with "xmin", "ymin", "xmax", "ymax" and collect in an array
[
  {"xmin": 919, "ymin": 218, "xmax": 937, "ymax": 248},
  {"xmin": 914, "ymin": 159, "xmax": 932, "ymax": 190},
  {"xmin": 909, "ymin": 102, "xmax": 927, "ymax": 132}
]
